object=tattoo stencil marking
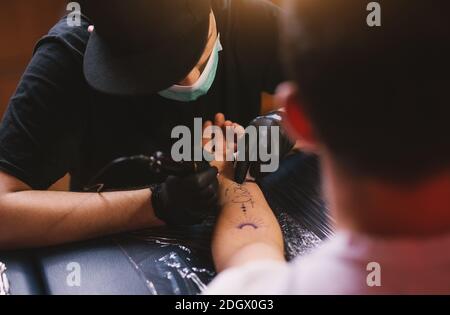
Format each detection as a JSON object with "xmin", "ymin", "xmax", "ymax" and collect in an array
[
  {"xmin": 225, "ymin": 183, "xmax": 255, "ymax": 214},
  {"xmin": 225, "ymin": 183, "xmax": 265, "ymax": 229}
]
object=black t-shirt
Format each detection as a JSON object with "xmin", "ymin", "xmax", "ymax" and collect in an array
[{"xmin": 0, "ymin": 0, "xmax": 283, "ymax": 191}]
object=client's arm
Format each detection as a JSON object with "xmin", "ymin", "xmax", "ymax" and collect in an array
[
  {"xmin": 203, "ymin": 115, "xmax": 284, "ymax": 272},
  {"xmin": 212, "ymin": 167, "xmax": 285, "ymax": 272}
]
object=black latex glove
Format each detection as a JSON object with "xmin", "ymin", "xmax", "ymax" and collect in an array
[
  {"xmin": 234, "ymin": 111, "xmax": 295, "ymax": 184},
  {"xmin": 151, "ymin": 165, "xmax": 219, "ymax": 226}
]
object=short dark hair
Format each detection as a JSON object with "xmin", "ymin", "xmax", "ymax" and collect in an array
[{"xmin": 281, "ymin": 0, "xmax": 450, "ymax": 181}]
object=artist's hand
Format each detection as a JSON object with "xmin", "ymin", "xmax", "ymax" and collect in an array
[
  {"xmin": 151, "ymin": 165, "xmax": 219, "ymax": 225},
  {"xmin": 234, "ymin": 111, "xmax": 295, "ymax": 184}
]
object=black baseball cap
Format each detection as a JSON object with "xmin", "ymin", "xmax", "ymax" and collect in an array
[{"xmin": 82, "ymin": 0, "xmax": 211, "ymax": 96}]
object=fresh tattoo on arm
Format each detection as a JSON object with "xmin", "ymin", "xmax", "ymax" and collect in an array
[
  {"xmin": 227, "ymin": 214, "xmax": 265, "ymax": 230},
  {"xmin": 237, "ymin": 222, "xmax": 259, "ymax": 230},
  {"xmin": 224, "ymin": 182, "xmax": 266, "ymax": 230},
  {"xmin": 224, "ymin": 183, "xmax": 255, "ymax": 213}
]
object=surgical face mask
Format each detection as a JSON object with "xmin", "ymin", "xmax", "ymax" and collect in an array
[{"xmin": 158, "ymin": 35, "xmax": 223, "ymax": 102}]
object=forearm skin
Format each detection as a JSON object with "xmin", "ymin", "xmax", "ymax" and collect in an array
[
  {"xmin": 212, "ymin": 175, "xmax": 285, "ymax": 272},
  {"xmin": 0, "ymin": 173, "xmax": 164, "ymax": 250}
]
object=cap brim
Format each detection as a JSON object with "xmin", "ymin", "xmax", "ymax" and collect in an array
[{"xmin": 83, "ymin": 17, "xmax": 209, "ymax": 96}]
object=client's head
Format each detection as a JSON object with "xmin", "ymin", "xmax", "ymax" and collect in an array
[{"xmin": 278, "ymin": 0, "xmax": 450, "ymax": 237}]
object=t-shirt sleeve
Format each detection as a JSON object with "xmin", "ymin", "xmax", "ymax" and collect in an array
[
  {"xmin": 204, "ymin": 260, "xmax": 291, "ymax": 295},
  {"xmin": 0, "ymin": 26, "xmax": 90, "ymax": 190}
]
